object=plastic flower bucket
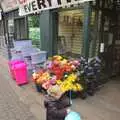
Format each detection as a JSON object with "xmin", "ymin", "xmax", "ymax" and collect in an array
[
  {"xmin": 35, "ymin": 84, "xmax": 42, "ymax": 92},
  {"xmin": 66, "ymin": 91, "xmax": 79, "ymax": 99}
]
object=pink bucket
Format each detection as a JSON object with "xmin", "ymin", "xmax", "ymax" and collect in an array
[
  {"xmin": 14, "ymin": 62, "xmax": 28, "ymax": 85},
  {"xmin": 8, "ymin": 60, "xmax": 24, "ymax": 80}
]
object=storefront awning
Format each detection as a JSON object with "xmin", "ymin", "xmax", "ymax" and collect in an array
[{"xmin": 18, "ymin": 0, "xmax": 94, "ymax": 16}]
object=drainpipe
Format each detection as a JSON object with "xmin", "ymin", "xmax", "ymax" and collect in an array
[{"xmin": 83, "ymin": 2, "xmax": 92, "ymax": 58}]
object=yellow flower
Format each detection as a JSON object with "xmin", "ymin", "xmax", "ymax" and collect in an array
[
  {"xmin": 32, "ymin": 73, "xmax": 39, "ymax": 80},
  {"xmin": 53, "ymin": 55, "xmax": 63, "ymax": 60},
  {"xmin": 66, "ymin": 73, "xmax": 77, "ymax": 82},
  {"xmin": 75, "ymin": 84, "xmax": 83, "ymax": 91},
  {"xmin": 55, "ymin": 73, "xmax": 83, "ymax": 92},
  {"xmin": 72, "ymin": 86, "xmax": 78, "ymax": 91},
  {"xmin": 36, "ymin": 79, "xmax": 41, "ymax": 84},
  {"xmin": 56, "ymin": 80, "xmax": 62, "ymax": 85},
  {"xmin": 61, "ymin": 59, "xmax": 67, "ymax": 65}
]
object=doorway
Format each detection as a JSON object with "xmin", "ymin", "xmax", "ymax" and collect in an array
[{"xmin": 58, "ymin": 9, "xmax": 84, "ymax": 57}]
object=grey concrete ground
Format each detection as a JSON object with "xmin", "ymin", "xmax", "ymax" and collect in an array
[
  {"xmin": 0, "ymin": 56, "xmax": 39, "ymax": 120},
  {"xmin": 0, "ymin": 55, "xmax": 120, "ymax": 120}
]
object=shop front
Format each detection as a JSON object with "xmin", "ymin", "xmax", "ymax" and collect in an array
[
  {"xmin": 39, "ymin": 3, "xmax": 98, "ymax": 58},
  {"xmin": 1, "ymin": 0, "xmax": 105, "ymax": 102},
  {"xmin": 17, "ymin": 0, "xmax": 95, "ymax": 57}
]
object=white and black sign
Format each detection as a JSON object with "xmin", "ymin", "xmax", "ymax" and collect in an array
[
  {"xmin": 100, "ymin": 43, "xmax": 104, "ymax": 53},
  {"xmin": 19, "ymin": 0, "xmax": 93, "ymax": 16}
]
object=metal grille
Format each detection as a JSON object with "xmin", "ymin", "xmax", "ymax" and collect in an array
[
  {"xmin": 116, "ymin": 0, "xmax": 120, "ymax": 4},
  {"xmin": 114, "ymin": 0, "xmax": 120, "ymax": 9}
]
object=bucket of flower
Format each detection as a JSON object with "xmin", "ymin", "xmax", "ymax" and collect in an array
[
  {"xmin": 56, "ymin": 73, "xmax": 83, "ymax": 99},
  {"xmin": 32, "ymin": 70, "xmax": 49, "ymax": 93}
]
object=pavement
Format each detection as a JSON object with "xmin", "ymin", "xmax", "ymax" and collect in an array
[{"xmin": 0, "ymin": 54, "xmax": 120, "ymax": 120}]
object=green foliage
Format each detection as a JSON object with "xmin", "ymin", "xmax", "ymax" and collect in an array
[
  {"xmin": 28, "ymin": 15, "xmax": 40, "ymax": 27},
  {"xmin": 29, "ymin": 28, "xmax": 40, "ymax": 40},
  {"xmin": 29, "ymin": 28, "xmax": 40, "ymax": 48},
  {"xmin": 28, "ymin": 15, "xmax": 41, "ymax": 48}
]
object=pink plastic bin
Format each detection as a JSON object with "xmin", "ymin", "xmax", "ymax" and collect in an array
[
  {"xmin": 14, "ymin": 63, "xmax": 28, "ymax": 85},
  {"xmin": 8, "ymin": 60, "xmax": 24, "ymax": 80}
]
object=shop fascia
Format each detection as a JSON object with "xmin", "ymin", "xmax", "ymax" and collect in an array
[{"xmin": 19, "ymin": 0, "xmax": 94, "ymax": 16}]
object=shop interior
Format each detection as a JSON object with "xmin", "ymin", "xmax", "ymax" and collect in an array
[{"xmin": 57, "ymin": 9, "xmax": 84, "ymax": 57}]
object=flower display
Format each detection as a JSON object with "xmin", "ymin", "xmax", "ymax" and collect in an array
[{"xmin": 32, "ymin": 55, "xmax": 83, "ymax": 93}]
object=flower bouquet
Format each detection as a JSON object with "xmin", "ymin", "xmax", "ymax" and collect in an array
[
  {"xmin": 32, "ymin": 70, "xmax": 51, "ymax": 92},
  {"xmin": 32, "ymin": 55, "xmax": 84, "ymax": 98}
]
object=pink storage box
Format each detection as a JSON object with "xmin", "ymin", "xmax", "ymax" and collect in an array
[
  {"xmin": 8, "ymin": 60, "xmax": 24, "ymax": 80},
  {"xmin": 14, "ymin": 62, "xmax": 28, "ymax": 85}
]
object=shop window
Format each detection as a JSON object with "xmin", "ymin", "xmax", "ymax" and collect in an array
[
  {"xmin": 14, "ymin": 18, "xmax": 27, "ymax": 40},
  {"xmin": 28, "ymin": 15, "xmax": 40, "ymax": 48},
  {"xmin": 58, "ymin": 9, "xmax": 84, "ymax": 57}
]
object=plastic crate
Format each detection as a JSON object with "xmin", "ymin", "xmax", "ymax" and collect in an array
[
  {"xmin": 31, "ymin": 51, "xmax": 47, "ymax": 64},
  {"xmin": 20, "ymin": 47, "xmax": 40, "ymax": 57},
  {"xmin": 24, "ymin": 56, "xmax": 33, "ymax": 70},
  {"xmin": 10, "ymin": 48, "xmax": 23, "ymax": 61},
  {"xmin": 14, "ymin": 40, "xmax": 32, "ymax": 49}
]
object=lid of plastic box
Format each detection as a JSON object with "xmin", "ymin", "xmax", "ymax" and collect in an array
[
  {"xmin": 9, "ymin": 60, "xmax": 24, "ymax": 65},
  {"xmin": 30, "ymin": 51, "xmax": 47, "ymax": 55},
  {"xmin": 14, "ymin": 63, "xmax": 27, "ymax": 70}
]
